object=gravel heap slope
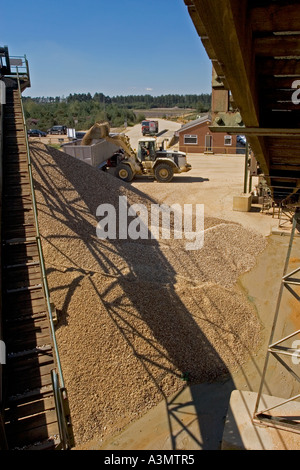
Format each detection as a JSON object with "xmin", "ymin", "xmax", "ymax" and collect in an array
[{"xmin": 30, "ymin": 143, "xmax": 267, "ymax": 446}]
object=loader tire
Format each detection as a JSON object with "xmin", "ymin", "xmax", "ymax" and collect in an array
[
  {"xmin": 154, "ymin": 163, "xmax": 174, "ymax": 183},
  {"xmin": 115, "ymin": 164, "xmax": 134, "ymax": 182}
]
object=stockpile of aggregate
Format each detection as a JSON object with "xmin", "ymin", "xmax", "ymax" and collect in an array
[{"xmin": 29, "ymin": 143, "xmax": 267, "ymax": 446}]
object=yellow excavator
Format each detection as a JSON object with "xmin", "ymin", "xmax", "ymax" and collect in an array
[{"xmin": 81, "ymin": 121, "xmax": 192, "ymax": 183}]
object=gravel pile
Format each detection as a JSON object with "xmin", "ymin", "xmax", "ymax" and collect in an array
[{"xmin": 30, "ymin": 143, "xmax": 267, "ymax": 446}]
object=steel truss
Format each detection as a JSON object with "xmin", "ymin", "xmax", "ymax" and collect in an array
[{"xmin": 253, "ymin": 210, "xmax": 300, "ymax": 433}]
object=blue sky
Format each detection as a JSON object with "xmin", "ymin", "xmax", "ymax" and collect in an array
[{"xmin": 2, "ymin": 0, "xmax": 212, "ymax": 98}]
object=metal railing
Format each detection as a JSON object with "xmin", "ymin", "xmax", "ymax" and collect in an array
[
  {"xmin": 9, "ymin": 55, "xmax": 29, "ymax": 75},
  {"xmin": 7, "ymin": 56, "xmax": 31, "ymax": 90},
  {"xmin": 15, "ymin": 69, "xmax": 74, "ymax": 450}
]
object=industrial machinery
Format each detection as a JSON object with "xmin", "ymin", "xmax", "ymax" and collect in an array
[
  {"xmin": 113, "ymin": 136, "xmax": 191, "ymax": 182},
  {"xmin": 70, "ymin": 121, "xmax": 192, "ymax": 183}
]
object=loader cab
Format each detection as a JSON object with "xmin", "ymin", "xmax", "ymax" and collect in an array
[{"xmin": 137, "ymin": 138, "xmax": 157, "ymax": 162}]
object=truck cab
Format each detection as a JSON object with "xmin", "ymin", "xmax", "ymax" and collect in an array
[
  {"xmin": 137, "ymin": 138, "xmax": 157, "ymax": 161},
  {"xmin": 141, "ymin": 120, "xmax": 159, "ymax": 136},
  {"xmin": 134, "ymin": 137, "xmax": 192, "ymax": 182}
]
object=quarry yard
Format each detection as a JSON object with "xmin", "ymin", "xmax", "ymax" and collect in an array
[
  {"xmin": 27, "ymin": 138, "xmax": 281, "ymax": 448},
  {"xmin": 2, "ymin": 0, "xmax": 300, "ymax": 452},
  {"xmin": 2, "ymin": 0, "xmax": 300, "ymax": 453}
]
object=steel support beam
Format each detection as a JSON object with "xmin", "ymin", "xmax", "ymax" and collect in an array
[
  {"xmin": 253, "ymin": 210, "xmax": 300, "ymax": 434},
  {"xmin": 209, "ymin": 127, "xmax": 300, "ymax": 137}
]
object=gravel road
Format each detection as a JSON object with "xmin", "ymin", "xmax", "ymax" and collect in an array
[{"xmin": 124, "ymin": 118, "xmax": 182, "ymax": 151}]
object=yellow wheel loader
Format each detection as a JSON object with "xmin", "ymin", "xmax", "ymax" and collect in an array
[{"xmin": 79, "ymin": 121, "xmax": 192, "ymax": 183}]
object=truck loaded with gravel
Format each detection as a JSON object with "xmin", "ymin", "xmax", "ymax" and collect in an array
[{"xmin": 61, "ymin": 121, "xmax": 192, "ymax": 183}]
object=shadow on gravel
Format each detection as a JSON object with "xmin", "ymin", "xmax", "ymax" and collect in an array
[
  {"xmin": 28, "ymin": 142, "xmax": 263, "ymax": 450},
  {"xmin": 130, "ymin": 175, "xmax": 210, "ymax": 184}
]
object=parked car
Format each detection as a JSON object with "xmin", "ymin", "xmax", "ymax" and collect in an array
[
  {"xmin": 27, "ymin": 129, "xmax": 47, "ymax": 137},
  {"xmin": 237, "ymin": 135, "xmax": 246, "ymax": 145},
  {"xmin": 47, "ymin": 125, "xmax": 67, "ymax": 135},
  {"xmin": 75, "ymin": 131, "xmax": 86, "ymax": 140}
]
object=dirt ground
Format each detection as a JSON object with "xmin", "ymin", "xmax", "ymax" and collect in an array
[
  {"xmin": 103, "ymin": 157, "xmax": 300, "ymax": 451},
  {"xmin": 30, "ymin": 121, "xmax": 299, "ymax": 450},
  {"xmin": 125, "ymin": 118, "xmax": 182, "ymax": 151},
  {"xmin": 131, "ymin": 153, "xmax": 278, "ymax": 236},
  {"xmin": 81, "ymin": 158, "xmax": 300, "ymax": 451}
]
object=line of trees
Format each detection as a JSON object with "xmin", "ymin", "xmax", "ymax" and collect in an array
[{"xmin": 22, "ymin": 92, "xmax": 211, "ymax": 131}]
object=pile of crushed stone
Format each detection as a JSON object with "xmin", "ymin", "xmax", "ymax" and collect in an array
[{"xmin": 30, "ymin": 143, "xmax": 266, "ymax": 446}]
